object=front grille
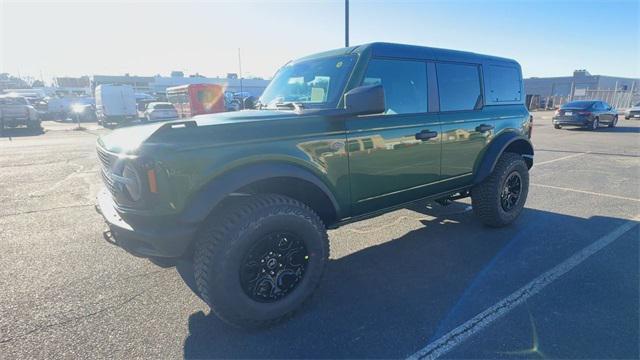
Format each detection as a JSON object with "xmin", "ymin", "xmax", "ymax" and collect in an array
[
  {"xmin": 97, "ymin": 147, "xmax": 119, "ymax": 196},
  {"xmin": 97, "ymin": 147, "xmax": 116, "ymax": 170}
]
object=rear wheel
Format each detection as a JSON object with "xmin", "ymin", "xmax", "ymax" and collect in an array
[
  {"xmin": 471, "ymin": 152, "xmax": 529, "ymax": 227},
  {"xmin": 193, "ymin": 194, "xmax": 329, "ymax": 328},
  {"xmin": 608, "ymin": 116, "xmax": 618, "ymax": 128}
]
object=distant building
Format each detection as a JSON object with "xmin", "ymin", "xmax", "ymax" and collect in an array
[
  {"xmin": 91, "ymin": 74, "xmax": 155, "ymax": 94},
  {"xmin": 149, "ymin": 72, "xmax": 269, "ymax": 97},
  {"xmin": 524, "ymin": 70, "xmax": 639, "ymax": 109},
  {"xmin": 89, "ymin": 72, "xmax": 270, "ymax": 98},
  {"xmin": 524, "ymin": 70, "xmax": 639, "ymax": 98},
  {"xmin": 53, "ymin": 76, "xmax": 91, "ymax": 96},
  {"xmin": 0, "ymin": 73, "xmax": 30, "ymax": 91}
]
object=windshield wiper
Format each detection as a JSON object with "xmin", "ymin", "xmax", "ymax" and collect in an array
[{"xmin": 274, "ymin": 102, "xmax": 304, "ymax": 112}]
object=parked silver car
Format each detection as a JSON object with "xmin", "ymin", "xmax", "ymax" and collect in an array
[{"xmin": 624, "ymin": 102, "xmax": 640, "ymax": 120}]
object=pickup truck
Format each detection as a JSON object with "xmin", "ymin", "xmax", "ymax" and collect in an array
[{"xmin": 0, "ymin": 95, "xmax": 41, "ymax": 133}]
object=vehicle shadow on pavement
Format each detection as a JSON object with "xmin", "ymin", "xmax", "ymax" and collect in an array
[
  {"xmin": 564, "ymin": 126, "xmax": 639, "ymax": 133},
  {"xmin": 179, "ymin": 203, "xmax": 633, "ymax": 359},
  {"xmin": 0, "ymin": 127, "xmax": 44, "ymax": 138}
]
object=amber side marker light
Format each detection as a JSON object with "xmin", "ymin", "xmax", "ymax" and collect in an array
[{"xmin": 147, "ymin": 169, "xmax": 158, "ymax": 193}]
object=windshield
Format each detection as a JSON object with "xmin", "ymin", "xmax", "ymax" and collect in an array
[
  {"xmin": 153, "ymin": 104, "xmax": 175, "ymax": 110},
  {"xmin": 562, "ymin": 101, "xmax": 594, "ymax": 109},
  {"xmin": 259, "ymin": 55, "xmax": 356, "ymax": 109}
]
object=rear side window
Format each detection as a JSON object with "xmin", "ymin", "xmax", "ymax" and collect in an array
[
  {"xmin": 363, "ymin": 59, "xmax": 428, "ymax": 115},
  {"xmin": 436, "ymin": 63, "xmax": 482, "ymax": 111},
  {"xmin": 486, "ymin": 65, "xmax": 521, "ymax": 102}
]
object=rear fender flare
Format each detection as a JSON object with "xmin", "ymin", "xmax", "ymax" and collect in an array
[{"xmin": 473, "ymin": 133, "xmax": 534, "ymax": 185}]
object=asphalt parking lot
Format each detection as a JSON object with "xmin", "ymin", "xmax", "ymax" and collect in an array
[{"xmin": 1, "ymin": 111, "xmax": 638, "ymax": 359}]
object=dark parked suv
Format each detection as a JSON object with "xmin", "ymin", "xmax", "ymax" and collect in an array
[
  {"xmin": 96, "ymin": 42, "xmax": 534, "ymax": 328},
  {"xmin": 552, "ymin": 100, "xmax": 618, "ymax": 130}
]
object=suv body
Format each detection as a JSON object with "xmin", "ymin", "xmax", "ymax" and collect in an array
[
  {"xmin": 96, "ymin": 43, "xmax": 533, "ymax": 327},
  {"xmin": 0, "ymin": 94, "xmax": 41, "ymax": 132}
]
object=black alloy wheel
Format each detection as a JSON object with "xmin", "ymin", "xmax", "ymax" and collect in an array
[
  {"xmin": 500, "ymin": 171, "xmax": 522, "ymax": 212},
  {"xmin": 239, "ymin": 231, "xmax": 309, "ymax": 302}
]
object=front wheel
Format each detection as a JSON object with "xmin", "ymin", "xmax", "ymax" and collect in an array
[
  {"xmin": 589, "ymin": 118, "xmax": 599, "ymax": 130},
  {"xmin": 608, "ymin": 116, "xmax": 618, "ymax": 128},
  {"xmin": 193, "ymin": 194, "xmax": 329, "ymax": 328},
  {"xmin": 471, "ymin": 152, "xmax": 529, "ymax": 227},
  {"xmin": 554, "ymin": 124, "xmax": 562, "ymax": 129}
]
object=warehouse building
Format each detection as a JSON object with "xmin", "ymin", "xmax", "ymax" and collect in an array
[{"xmin": 524, "ymin": 70, "xmax": 639, "ymax": 109}]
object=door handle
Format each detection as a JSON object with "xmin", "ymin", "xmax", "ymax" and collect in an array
[
  {"xmin": 476, "ymin": 124, "xmax": 494, "ymax": 132},
  {"xmin": 415, "ymin": 130, "xmax": 438, "ymax": 141}
]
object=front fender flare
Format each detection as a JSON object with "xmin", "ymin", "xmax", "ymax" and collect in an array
[
  {"xmin": 473, "ymin": 133, "xmax": 534, "ymax": 185},
  {"xmin": 178, "ymin": 162, "xmax": 341, "ymax": 225}
]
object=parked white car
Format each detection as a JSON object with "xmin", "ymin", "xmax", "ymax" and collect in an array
[{"xmin": 143, "ymin": 102, "xmax": 178, "ymax": 122}]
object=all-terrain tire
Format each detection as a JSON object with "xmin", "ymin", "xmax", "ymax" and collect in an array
[
  {"xmin": 471, "ymin": 152, "xmax": 529, "ymax": 227},
  {"xmin": 193, "ymin": 194, "xmax": 329, "ymax": 329}
]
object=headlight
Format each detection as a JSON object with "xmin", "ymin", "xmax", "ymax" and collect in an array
[{"xmin": 122, "ymin": 163, "xmax": 142, "ymax": 202}]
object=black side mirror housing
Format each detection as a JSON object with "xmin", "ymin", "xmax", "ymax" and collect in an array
[{"xmin": 344, "ymin": 84, "xmax": 385, "ymax": 115}]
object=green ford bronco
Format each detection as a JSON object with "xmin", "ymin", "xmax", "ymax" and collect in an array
[{"xmin": 96, "ymin": 42, "xmax": 533, "ymax": 328}]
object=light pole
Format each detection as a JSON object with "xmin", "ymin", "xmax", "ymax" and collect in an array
[
  {"xmin": 71, "ymin": 103, "xmax": 85, "ymax": 130},
  {"xmin": 238, "ymin": 48, "xmax": 244, "ymax": 110},
  {"xmin": 345, "ymin": 0, "xmax": 349, "ymax": 47}
]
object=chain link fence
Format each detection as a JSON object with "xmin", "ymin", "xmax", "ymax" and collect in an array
[{"xmin": 528, "ymin": 88, "xmax": 639, "ymax": 111}]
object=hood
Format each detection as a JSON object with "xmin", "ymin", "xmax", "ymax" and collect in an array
[{"xmin": 97, "ymin": 110, "xmax": 299, "ymax": 154}]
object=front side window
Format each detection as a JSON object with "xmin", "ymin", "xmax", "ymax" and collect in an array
[
  {"xmin": 437, "ymin": 63, "xmax": 482, "ymax": 111},
  {"xmin": 260, "ymin": 55, "xmax": 356, "ymax": 109},
  {"xmin": 362, "ymin": 59, "xmax": 428, "ymax": 115}
]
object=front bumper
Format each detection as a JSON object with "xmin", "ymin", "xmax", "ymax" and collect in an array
[{"xmin": 96, "ymin": 187, "xmax": 197, "ymax": 258}]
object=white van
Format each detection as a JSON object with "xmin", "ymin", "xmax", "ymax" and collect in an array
[{"xmin": 95, "ymin": 84, "xmax": 137, "ymax": 127}]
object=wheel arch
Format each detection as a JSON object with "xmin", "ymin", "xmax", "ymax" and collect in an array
[
  {"xmin": 473, "ymin": 132, "xmax": 534, "ymax": 185},
  {"xmin": 178, "ymin": 162, "xmax": 341, "ymax": 227}
]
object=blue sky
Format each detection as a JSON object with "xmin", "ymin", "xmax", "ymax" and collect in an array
[{"xmin": 1, "ymin": 0, "xmax": 638, "ymax": 82}]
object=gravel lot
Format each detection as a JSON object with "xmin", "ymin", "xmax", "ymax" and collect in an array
[{"xmin": 1, "ymin": 112, "xmax": 638, "ymax": 359}]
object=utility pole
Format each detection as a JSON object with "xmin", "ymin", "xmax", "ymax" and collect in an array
[
  {"xmin": 238, "ymin": 48, "xmax": 244, "ymax": 110},
  {"xmin": 345, "ymin": 0, "xmax": 349, "ymax": 47}
]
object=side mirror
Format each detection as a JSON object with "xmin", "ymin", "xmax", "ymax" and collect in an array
[{"xmin": 344, "ymin": 84, "xmax": 385, "ymax": 115}]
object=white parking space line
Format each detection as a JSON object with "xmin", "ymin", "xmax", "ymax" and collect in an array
[
  {"xmin": 534, "ymin": 152, "xmax": 588, "ymax": 166},
  {"xmin": 531, "ymin": 183, "xmax": 640, "ymax": 203},
  {"xmin": 407, "ymin": 217, "xmax": 639, "ymax": 360}
]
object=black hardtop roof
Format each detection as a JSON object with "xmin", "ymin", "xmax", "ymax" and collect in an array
[{"xmin": 295, "ymin": 42, "xmax": 519, "ymax": 66}]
